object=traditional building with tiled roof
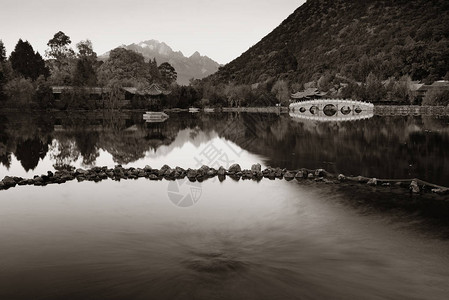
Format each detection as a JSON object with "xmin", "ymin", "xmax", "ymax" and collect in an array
[{"xmin": 291, "ymin": 88, "xmax": 327, "ymax": 101}]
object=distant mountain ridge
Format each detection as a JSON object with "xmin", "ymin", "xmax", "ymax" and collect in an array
[
  {"xmin": 100, "ymin": 40, "xmax": 220, "ymax": 85},
  {"xmin": 208, "ymin": 0, "xmax": 449, "ymax": 86}
]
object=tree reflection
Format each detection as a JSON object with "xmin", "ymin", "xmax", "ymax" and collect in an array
[
  {"xmin": 0, "ymin": 153, "xmax": 11, "ymax": 169},
  {"xmin": 0, "ymin": 115, "xmax": 11, "ymax": 168},
  {"xmin": 15, "ymin": 137, "xmax": 49, "ymax": 171},
  {"xmin": 0, "ymin": 112, "xmax": 53, "ymax": 172},
  {"xmin": 50, "ymin": 139, "xmax": 80, "ymax": 170},
  {"xmin": 74, "ymin": 131, "xmax": 99, "ymax": 166},
  {"xmin": 0, "ymin": 111, "xmax": 449, "ymax": 185}
]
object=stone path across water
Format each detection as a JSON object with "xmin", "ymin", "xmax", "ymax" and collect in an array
[{"xmin": 1, "ymin": 163, "xmax": 449, "ymax": 196}]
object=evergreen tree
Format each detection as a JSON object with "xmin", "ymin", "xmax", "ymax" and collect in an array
[
  {"xmin": 10, "ymin": 39, "xmax": 34, "ymax": 79},
  {"xmin": 9, "ymin": 39, "xmax": 49, "ymax": 80},
  {"xmin": 0, "ymin": 40, "xmax": 6, "ymax": 62},
  {"xmin": 0, "ymin": 40, "xmax": 7, "ymax": 100}
]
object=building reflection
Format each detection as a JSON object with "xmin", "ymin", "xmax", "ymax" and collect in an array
[{"xmin": 0, "ymin": 111, "xmax": 448, "ymax": 185}]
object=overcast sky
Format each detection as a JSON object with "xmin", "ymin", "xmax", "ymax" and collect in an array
[{"xmin": 0, "ymin": 0, "xmax": 306, "ymax": 64}]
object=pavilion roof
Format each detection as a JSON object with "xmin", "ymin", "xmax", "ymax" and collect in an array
[
  {"xmin": 122, "ymin": 84, "xmax": 171, "ymax": 96},
  {"xmin": 417, "ymin": 80, "xmax": 449, "ymax": 92},
  {"xmin": 291, "ymin": 88, "xmax": 327, "ymax": 99}
]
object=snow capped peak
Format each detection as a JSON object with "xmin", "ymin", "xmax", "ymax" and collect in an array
[
  {"xmin": 136, "ymin": 40, "xmax": 174, "ymax": 56},
  {"xmin": 100, "ymin": 39, "xmax": 220, "ymax": 85},
  {"xmin": 142, "ymin": 39, "xmax": 160, "ymax": 45},
  {"xmin": 138, "ymin": 41, "xmax": 155, "ymax": 50}
]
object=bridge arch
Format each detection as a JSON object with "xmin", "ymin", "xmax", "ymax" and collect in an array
[
  {"xmin": 289, "ymin": 99, "xmax": 374, "ymax": 121},
  {"xmin": 323, "ymin": 104, "xmax": 337, "ymax": 116}
]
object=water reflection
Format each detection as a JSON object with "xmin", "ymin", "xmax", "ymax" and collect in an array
[
  {"xmin": 0, "ymin": 179, "xmax": 448, "ymax": 299},
  {"xmin": 289, "ymin": 110, "xmax": 374, "ymax": 121},
  {"xmin": 1, "ymin": 111, "xmax": 449, "ymax": 185}
]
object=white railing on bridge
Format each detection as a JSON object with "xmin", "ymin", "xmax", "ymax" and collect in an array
[
  {"xmin": 289, "ymin": 98, "xmax": 374, "ymax": 109},
  {"xmin": 289, "ymin": 112, "xmax": 374, "ymax": 122}
]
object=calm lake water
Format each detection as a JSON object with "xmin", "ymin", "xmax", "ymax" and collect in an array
[
  {"xmin": 1, "ymin": 111, "xmax": 449, "ymax": 299},
  {"xmin": 1, "ymin": 111, "xmax": 449, "ymax": 184}
]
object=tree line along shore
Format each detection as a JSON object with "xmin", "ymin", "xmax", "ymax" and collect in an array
[{"xmin": 1, "ymin": 31, "xmax": 449, "ymax": 111}]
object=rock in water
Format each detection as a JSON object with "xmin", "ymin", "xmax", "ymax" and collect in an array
[
  {"xmin": 432, "ymin": 188, "xmax": 449, "ymax": 195},
  {"xmin": 197, "ymin": 165, "xmax": 210, "ymax": 177},
  {"xmin": 33, "ymin": 177, "xmax": 44, "ymax": 185},
  {"xmin": 274, "ymin": 168, "xmax": 283, "ymax": 178},
  {"xmin": 175, "ymin": 166, "xmax": 185, "ymax": 174},
  {"xmin": 367, "ymin": 178, "xmax": 378, "ymax": 186},
  {"xmin": 356, "ymin": 176, "xmax": 368, "ymax": 183},
  {"xmin": 160, "ymin": 164, "xmax": 170, "ymax": 172},
  {"xmin": 241, "ymin": 170, "xmax": 252, "ymax": 179},
  {"xmin": 254, "ymin": 171, "xmax": 263, "ymax": 179},
  {"xmin": 284, "ymin": 171, "xmax": 295, "ymax": 181},
  {"xmin": 114, "ymin": 166, "xmax": 124, "ymax": 177},
  {"xmin": 410, "ymin": 180, "xmax": 420, "ymax": 193},
  {"xmin": 314, "ymin": 169, "xmax": 326, "ymax": 177},
  {"xmin": 75, "ymin": 168, "xmax": 88, "ymax": 176},
  {"xmin": 187, "ymin": 169, "xmax": 198, "ymax": 179},
  {"xmin": 295, "ymin": 170, "xmax": 305, "ymax": 180},
  {"xmin": 207, "ymin": 169, "xmax": 217, "ymax": 177},
  {"xmin": 158, "ymin": 165, "xmax": 170, "ymax": 176},
  {"xmin": 2, "ymin": 176, "xmax": 17, "ymax": 188},
  {"xmin": 228, "ymin": 164, "xmax": 241, "ymax": 174},
  {"xmin": 218, "ymin": 166, "xmax": 227, "ymax": 176},
  {"xmin": 251, "ymin": 163, "xmax": 261, "ymax": 173}
]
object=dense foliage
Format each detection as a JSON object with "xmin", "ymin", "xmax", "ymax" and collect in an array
[
  {"xmin": 0, "ymin": 32, "xmax": 181, "ymax": 109},
  {"xmin": 73, "ymin": 40, "xmax": 98, "ymax": 87},
  {"xmin": 0, "ymin": 41, "xmax": 6, "ymax": 62},
  {"xmin": 0, "ymin": 41, "xmax": 8, "ymax": 100},
  {"xmin": 203, "ymin": 0, "xmax": 449, "ymax": 104},
  {"xmin": 9, "ymin": 39, "xmax": 49, "ymax": 81}
]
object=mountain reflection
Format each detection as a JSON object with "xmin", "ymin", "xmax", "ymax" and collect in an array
[{"xmin": 0, "ymin": 111, "xmax": 448, "ymax": 185}]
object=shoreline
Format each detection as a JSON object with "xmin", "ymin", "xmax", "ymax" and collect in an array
[
  {"xmin": 374, "ymin": 105, "xmax": 449, "ymax": 115},
  {"xmin": 1, "ymin": 105, "xmax": 449, "ymax": 115}
]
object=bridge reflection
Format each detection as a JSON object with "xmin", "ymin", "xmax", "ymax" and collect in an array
[{"xmin": 289, "ymin": 99, "xmax": 374, "ymax": 122}]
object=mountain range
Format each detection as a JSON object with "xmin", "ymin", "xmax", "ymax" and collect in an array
[
  {"xmin": 208, "ymin": 0, "xmax": 449, "ymax": 86},
  {"xmin": 100, "ymin": 40, "xmax": 221, "ymax": 85}
]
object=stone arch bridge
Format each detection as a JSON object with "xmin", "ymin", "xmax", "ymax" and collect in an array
[{"xmin": 289, "ymin": 99, "xmax": 374, "ymax": 122}]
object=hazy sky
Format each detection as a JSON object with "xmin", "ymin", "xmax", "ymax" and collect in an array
[{"xmin": 0, "ymin": 0, "xmax": 306, "ymax": 64}]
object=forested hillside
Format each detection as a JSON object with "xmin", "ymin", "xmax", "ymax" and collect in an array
[{"xmin": 204, "ymin": 0, "xmax": 449, "ymax": 103}]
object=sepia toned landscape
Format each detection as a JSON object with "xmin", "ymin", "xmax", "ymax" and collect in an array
[{"xmin": 1, "ymin": 0, "xmax": 449, "ymax": 299}]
